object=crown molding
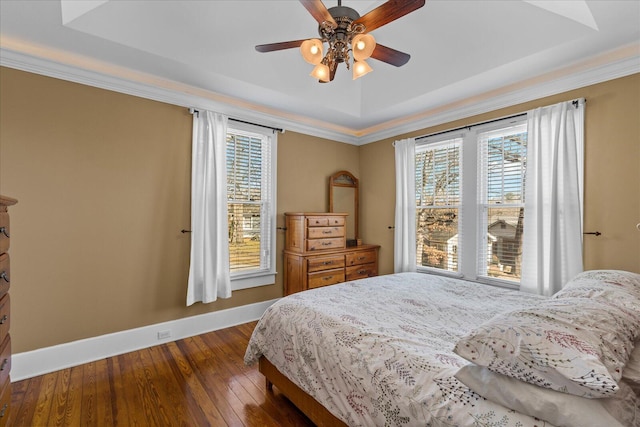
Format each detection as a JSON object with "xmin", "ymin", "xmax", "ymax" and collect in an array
[
  {"xmin": 357, "ymin": 43, "xmax": 640, "ymax": 144},
  {"xmin": 1, "ymin": 41, "xmax": 638, "ymax": 146}
]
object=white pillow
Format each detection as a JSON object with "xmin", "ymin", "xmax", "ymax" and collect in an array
[{"xmin": 455, "ymin": 364, "xmax": 638, "ymax": 427}]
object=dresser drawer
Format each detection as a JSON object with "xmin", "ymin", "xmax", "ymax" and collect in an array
[
  {"xmin": 307, "ymin": 237, "xmax": 344, "ymax": 251},
  {"xmin": 307, "ymin": 226, "xmax": 344, "ymax": 239},
  {"xmin": 0, "ymin": 213, "xmax": 8, "ymax": 255},
  {"xmin": 0, "ymin": 255, "xmax": 8, "ymax": 299},
  {"xmin": 0, "ymin": 295, "xmax": 8, "ymax": 344},
  {"xmin": 0, "ymin": 379, "xmax": 9, "ymax": 426},
  {"xmin": 307, "ymin": 254, "xmax": 345, "ymax": 273},
  {"xmin": 346, "ymin": 263, "xmax": 377, "ymax": 281},
  {"xmin": 306, "ymin": 216, "xmax": 345, "ymax": 227},
  {"xmin": 0, "ymin": 335, "xmax": 10, "ymax": 395},
  {"xmin": 308, "ymin": 269, "xmax": 344, "ymax": 289},
  {"xmin": 346, "ymin": 250, "xmax": 377, "ymax": 266}
]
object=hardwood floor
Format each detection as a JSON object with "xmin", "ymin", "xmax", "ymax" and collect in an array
[{"xmin": 8, "ymin": 322, "xmax": 315, "ymax": 426}]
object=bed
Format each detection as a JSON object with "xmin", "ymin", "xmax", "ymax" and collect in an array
[{"xmin": 244, "ymin": 271, "xmax": 640, "ymax": 426}]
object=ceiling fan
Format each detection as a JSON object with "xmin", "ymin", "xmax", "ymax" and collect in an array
[{"xmin": 255, "ymin": 0, "xmax": 426, "ymax": 82}]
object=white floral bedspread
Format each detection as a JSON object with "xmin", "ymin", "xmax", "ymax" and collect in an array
[{"xmin": 244, "ymin": 272, "xmax": 550, "ymax": 427}]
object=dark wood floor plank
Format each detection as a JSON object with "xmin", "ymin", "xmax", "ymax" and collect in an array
[
  {"xmin": 190, "ymin": 334, "xmax": 282, "ymax": 427},
  {"xmin": 9, "ymin": 322, "xmax": 315, "ymax": 427},
  {"xmin": 205, "ymin": 327, "xmax": 313, "ymax": 427},
  {"xmin": 28, "ymin": 371, "xmax": 57, "ymax": 426},
  {"xmin": 80, "ymin": 361, "xmax": 98, "ymax": 426},
  {"xmin": 165, "ymin": 340, "xmax": 233, "ymax": 426},
  {"xmin": 114, "ymin": 352, "xmax": 150, "ymax": 426},
  {"xmin": 93, "ymin": 358, "xmax": 115, "ymax": 426},
  {"xmin": 139, "ymin": 344, "xmax": 193, "ymax": 426},
  {"xmin": 175, "ymin": 337, "xmax": 246, "ymax": 426}
]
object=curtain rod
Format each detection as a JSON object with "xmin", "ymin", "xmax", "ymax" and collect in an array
[
  {"xmin": 415, "ymin": 98, "xmax": 584, "ymax": 142},
  {"xmin": 189, "ymin": 108, "xmax": 284, "ymax": 133},
  {"xmin": 415, "ymin": 112, "xmax": 527, "ymax": 141}
]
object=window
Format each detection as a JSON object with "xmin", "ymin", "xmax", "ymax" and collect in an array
[
  {"xmin": 477, "ymin": 124, "xmax": 527, "ymax": 282},
  {"xmin": 415, "ymin": 137, "xmax": 462, "ymax": 271},
  {"xmin": 414, "ymin": 117, "xmax": 527, "ymax": 287},
  {"xmin": 226, "ymin": 124, "xmax": 277, "ymax": 290}
]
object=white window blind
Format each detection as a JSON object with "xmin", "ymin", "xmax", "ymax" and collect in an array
[
  {"xmin": 226, "ymin": 128, "xmax": 274, "ymax": 282},
  {"xmin": 477, "ymin": 123, "xmax": 527, "ymax": 282},
  {"xmin": 415, "ymin": 137, "xmax": 462, "ymax": 272}
]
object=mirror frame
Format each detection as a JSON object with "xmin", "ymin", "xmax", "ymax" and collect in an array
[{"xmin": 329, "ymin": 170, "xmax": 359, "ymax": 241}]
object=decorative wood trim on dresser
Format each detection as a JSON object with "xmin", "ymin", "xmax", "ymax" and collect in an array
[
  {"xmin": 0, "ymin": 195, "xmax": 16, "ymax": 426},
  {"xmin": 283, "ymin": 213, "xmax": 379, "ymax": 296}
]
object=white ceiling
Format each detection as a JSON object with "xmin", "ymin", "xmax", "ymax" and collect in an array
[{"xmin": 1, "ymin": 0, "xmax": 639, "ymax": 144}]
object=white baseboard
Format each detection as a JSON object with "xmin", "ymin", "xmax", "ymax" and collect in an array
[{"xmin": 11, "ymin": 298, "xmax": 278, "ymax": 381}]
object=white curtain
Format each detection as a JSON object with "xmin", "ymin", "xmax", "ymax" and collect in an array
[
  {"xmin": 394, "ymin": 138, "xmax": 417, "ymax": 273},
  {"xmin": 186, "ymin": 110, "xmax": 232, "ymax": 306},
  {"xmin": 520, "ymin": 99, "xmax": 585, "ymax": 296}
]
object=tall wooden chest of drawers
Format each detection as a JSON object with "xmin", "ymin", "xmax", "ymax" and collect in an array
[
  {"xmin": 0, "ymin": 196, "xmax": 16, "ymax": 426},
  {"xmin": 284, "ymin": 213, "xmax": 379, "ymax": 295}
]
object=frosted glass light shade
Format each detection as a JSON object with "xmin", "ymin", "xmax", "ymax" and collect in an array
[
  {"xmin": 310, "ymin": 63, "xmax": 330, "ymax": 82},
  {"xmin": 300, "ymin": 39, "xmax": 324, "ymax": 65},
  {"xmin": 352, "ymin": 33, "xmax": 376, "ymax": 61},
  {"xmin": 352, "ymin": 60, "xmax": 373, "ymax": 80}
]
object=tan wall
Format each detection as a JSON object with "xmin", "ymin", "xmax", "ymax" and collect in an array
[
  {"xmin": 360, "ymin": 73, "xmax": 640, "ymax": 276},
  {"xmin": 2, "ymin": 66, "xmax": 638, "ymax": 353},
  {"xmin": 0, "ymin": 67, "xmax": 360, "ymax": 353}
]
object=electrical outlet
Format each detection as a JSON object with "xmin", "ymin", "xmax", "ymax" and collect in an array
[{"xmin": 157, "ymin": 330, "xmax": 171, "ymax": 340}]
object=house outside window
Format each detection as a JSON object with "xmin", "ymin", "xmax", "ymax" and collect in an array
[
  {"xmin": 226, "ymin": 124, "xmax": 277, "ymax": 290},
  {"xmin": 414, "ymin": 117, "xmax": 527, "ymax": 287}
]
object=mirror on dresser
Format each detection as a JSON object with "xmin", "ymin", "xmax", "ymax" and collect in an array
[{"xmin": 329, "ymin": 171, "xmax": 358, "ymax": 245}]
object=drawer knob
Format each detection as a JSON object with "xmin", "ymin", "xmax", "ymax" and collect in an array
[
  {"xmin": 323, "ymin": 276, "xmax": 333, "ymax": 281},
  {"xmin": 0, "ymin": 315, "xmax": 7, "ymax": 325},
  {"xmin": 358, "ymin": 269, "xmax": 367, "ymax": 274},
  {"xmin": 0, "ymin": 227, "xmax": 8, "ymax": 238},
  {"xmin": 0, "ymin": 403, "xmax": 7, "ymax": 418},
  {"xmin": 322, "ymin": 261, "xmax": 333, "ymax": 265},
  {"xmin": 322, "ymin": 230, "xmax": 332, "ymax": 234},
  {"xmin": 0, "ymin": 358, "xmax": 8, "ymax": 371},
  {"xmin": 358, "ymin": 256, "xmax": 366, "ymax": 260},
  {"xmin": 0, "ymin": 272, "xmax": 8, "ymax": 283},
  {"xmin": 322, "ymin": 242, "xmax": 331, "ymax": 246}
]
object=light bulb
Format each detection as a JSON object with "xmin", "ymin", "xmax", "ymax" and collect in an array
[
  {"xmin": 352, "ymin": 60, "xmax": 373, "ymax": 80},
  {"xmin": 352, "ymin": 33, "xmax": 376, "ymax": 61},
  {"xmin": 300, "ymin": 39, "xmax": 323, "ymax": 65},
  {"xmin": 311, "ymin": 63, "xmax": 330, "ymax": 82}
]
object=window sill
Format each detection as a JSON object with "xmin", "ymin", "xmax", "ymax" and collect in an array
[
  {"xmin": 415, "ymin": 268, "xmax": 520, "ymax": 291},
  {"xmin": 416, "ymin": 266, "xmax": 464, "ymax": 279},
  {"xmin": 231, "ymin": 272, "xmax": 276, "ymax": 291}
]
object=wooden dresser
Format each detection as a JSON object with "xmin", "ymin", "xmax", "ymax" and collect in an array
[
  {"xmin": 0, "ymin": 196, "xmax": 16, "ymax": 426},
  {"xmin": 284, "ymin": 212, "xmax": 379, "ymax": 295}
]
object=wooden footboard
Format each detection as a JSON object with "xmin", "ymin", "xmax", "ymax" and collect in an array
[{"xmin": 259, "ymin": 356, "xmax": 347, "ymax": 427}]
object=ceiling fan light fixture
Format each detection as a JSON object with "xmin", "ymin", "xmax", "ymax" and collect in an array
[
  {"xmin": 311, "ymin": 62, "xmax": 331, "ymax": 82},
  {"xmin": 300, "ymin": 39, "xmax": 324, "ymax": 64},
  {"xmin": 352, "ymin": 60, "xmax": 373, "ymax": 80},
  {"xmin": 352, "ymin": 33, "xmax": 376, "ymax": 61}
]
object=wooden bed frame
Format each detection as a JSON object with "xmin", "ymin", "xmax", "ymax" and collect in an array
[{"xmin": 259, "ymin": 356, "xmax": 347, "ymax": 426}]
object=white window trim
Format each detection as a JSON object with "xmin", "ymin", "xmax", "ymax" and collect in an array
[{"xmin": 227, "ymin": 121, "xmax": 278, "ymax": 291}]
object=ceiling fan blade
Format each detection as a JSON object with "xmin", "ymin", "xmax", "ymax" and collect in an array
[
  {"xmin": 255, "ymin": 40, "xmax": 306, "ymax": 53},
  {"xmin": 353, "ymin": 0, "xmax": 425, "ymax": 32},
  {"xmin": 370, "ymin": 44, "xmax": 411, "ymax": 67},
  {"xmin": 299, "ymin": 0, "xmax": 337, "ymax": 27}
]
